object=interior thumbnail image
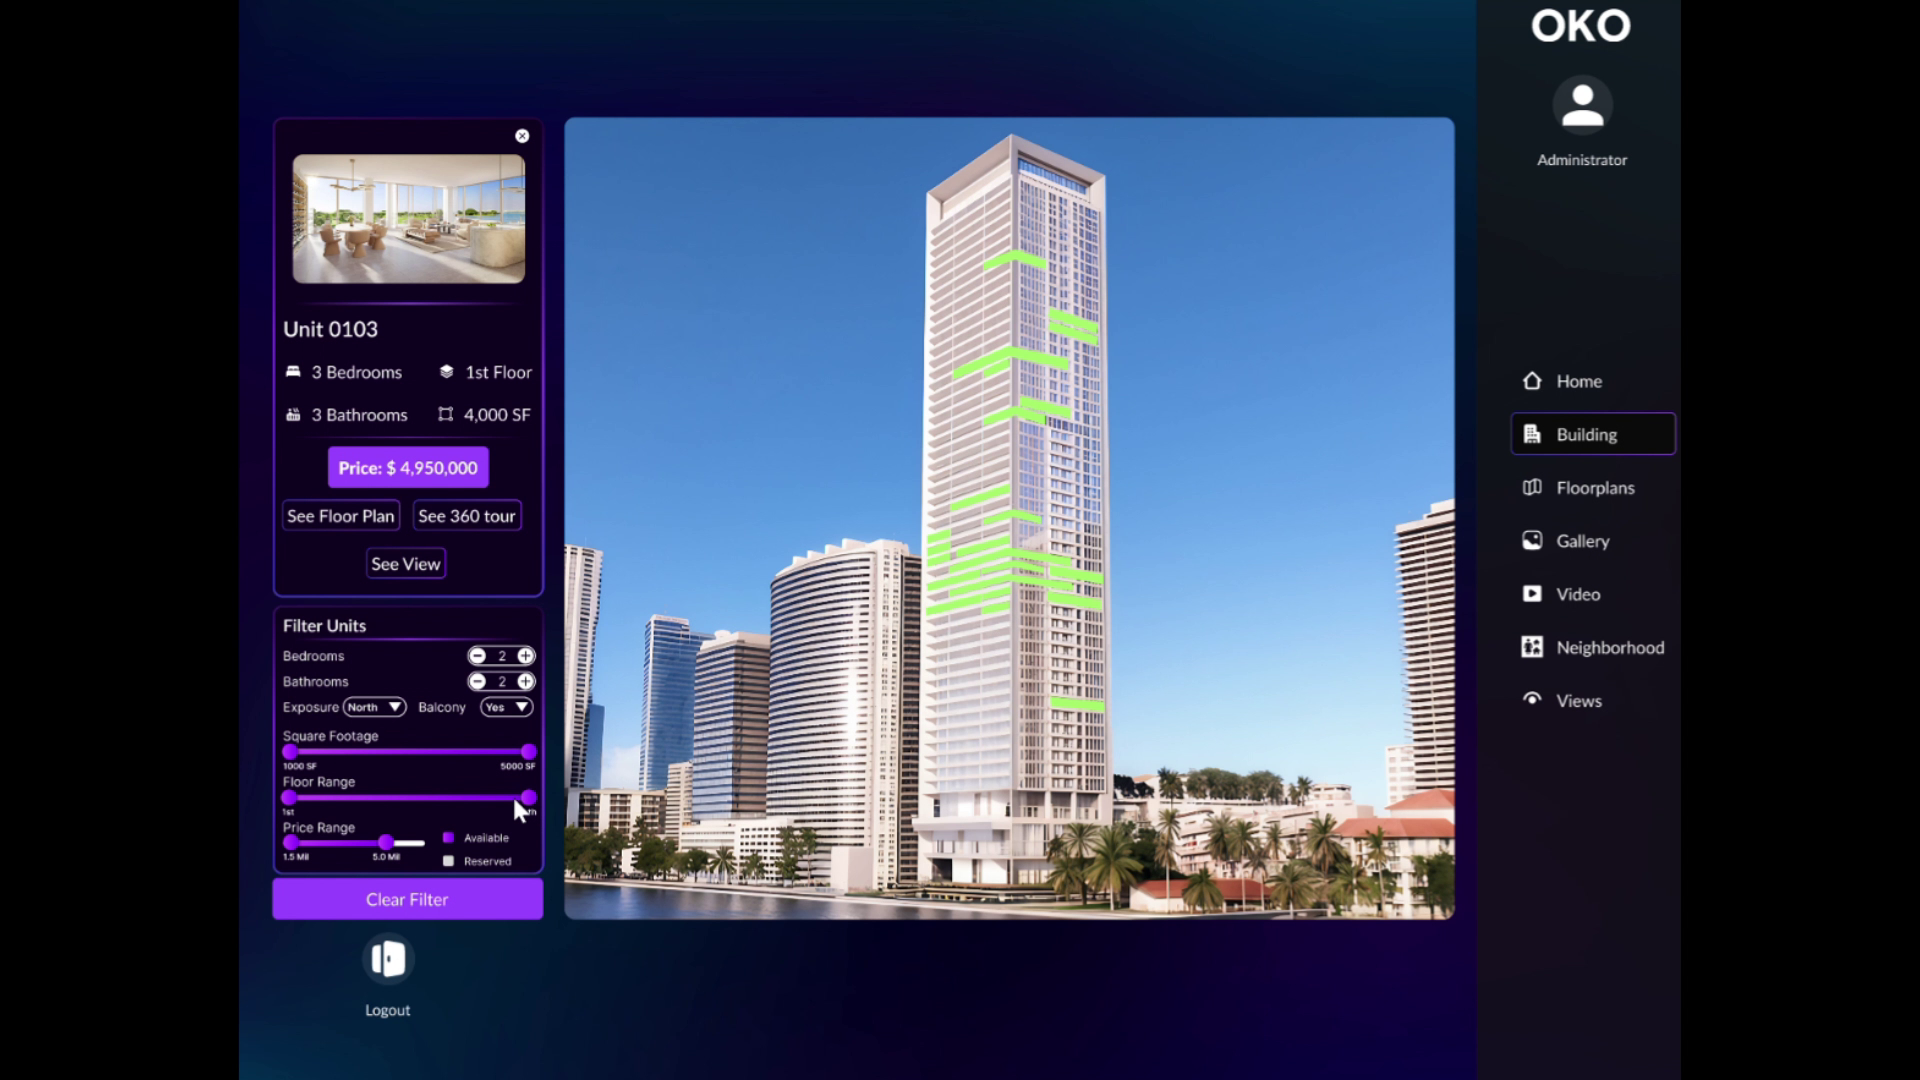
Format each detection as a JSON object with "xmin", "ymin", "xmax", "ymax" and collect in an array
[{"xmin": 291, "ymin": 154, "xmax": 528, "ymax": 284}]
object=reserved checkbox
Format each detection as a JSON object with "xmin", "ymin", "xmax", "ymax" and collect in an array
[{"xmin": 443, "ymin": 855, "xmax": 455, "ymax": 867}]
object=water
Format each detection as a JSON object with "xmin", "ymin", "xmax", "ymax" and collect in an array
[
  {"xmin": 564, "ymin": 882, "xmax": 1040, "ymax": 920},
  {"xmin": 502, "ymin": 211, "xmax": 525, "ymax": 224}
]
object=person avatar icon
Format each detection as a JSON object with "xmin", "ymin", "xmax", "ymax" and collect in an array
[
  {"xmin": 1553, "ymin": 75, "xmax": 1612, "ymax": 135},
  {"xmin": 1562, "ymin": 84, "xmax": 1604, "ymax": 128}
]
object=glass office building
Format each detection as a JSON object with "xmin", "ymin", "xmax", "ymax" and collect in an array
[{"xmin": 639, "ymin": 615, "xmax": 715, "ymax": 791}]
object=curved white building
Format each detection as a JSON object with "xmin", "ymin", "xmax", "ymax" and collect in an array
[
  {"xmin": 916, "ymin": 137, "xmax": 1113, "ymax": 886},
  {"xmin": 767, "ymin": 539, "xmax": 922, "ymax": 887}
]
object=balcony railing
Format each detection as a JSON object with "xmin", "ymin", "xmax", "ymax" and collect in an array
[{"xmin": 930, "ymin": 841, "xmax": 1007, "ymax": 856}]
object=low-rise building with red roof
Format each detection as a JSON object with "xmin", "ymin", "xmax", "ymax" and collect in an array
[{"xmin": 1129, "ymin": 877, "xmax": 1270, "ymax": 914}]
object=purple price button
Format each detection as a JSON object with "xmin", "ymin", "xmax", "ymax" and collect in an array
[
  {"xmin": 272, "ymin": 877, "xmax": 542, "ymax": 920},
  {"xmin": 328, "ymin": 447, "xmax": 490, "ymax": 489}
]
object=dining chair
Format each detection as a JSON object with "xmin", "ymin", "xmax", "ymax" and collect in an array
[{"xmin": 320, "ymin": 226, "xmax": 340, "ymax": 257}]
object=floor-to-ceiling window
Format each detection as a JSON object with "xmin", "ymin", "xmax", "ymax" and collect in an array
[
  {"xmin": 308, "ymin": 175, "xmax": 371, "ymax": 231},
  {"xmin": 455, "ymin": 173, "xmax": 527, "ymax": 224},
  {"xmin": 396, "ymin": 184, "xmax": 441, "ymax": 224}
]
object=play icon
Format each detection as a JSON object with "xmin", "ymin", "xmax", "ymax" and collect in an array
[{"xmin": 1523, "ymin": 584, "xmax": 1544, "ymax": 603}]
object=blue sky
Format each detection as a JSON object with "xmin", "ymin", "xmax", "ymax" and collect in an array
[{"xmin": 566, "ymin": 119, "xmax": 1452, "ymax": 807}]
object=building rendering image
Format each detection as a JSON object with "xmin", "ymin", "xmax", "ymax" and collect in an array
[{"xmin": 559, "ymin": 119, "xmax": 1455, "ymax": 918}]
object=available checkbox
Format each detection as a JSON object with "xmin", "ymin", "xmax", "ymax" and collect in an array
[
  {"xmin": 443, "ymin": 831, "xmax": 455, "ymax": 843},
  {"xmin": 443, "ymin": 855, "xmax": 455, "ymax": 867}
]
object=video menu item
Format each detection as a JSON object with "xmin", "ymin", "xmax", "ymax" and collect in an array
[{"xmin": 272, "ymin": 606, "xmax": 544, "ymax": 883}]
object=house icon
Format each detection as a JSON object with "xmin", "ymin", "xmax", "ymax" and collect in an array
[{"xmin": 1522, "ymin": 371, "xmax": 1542, "ymax": 391}]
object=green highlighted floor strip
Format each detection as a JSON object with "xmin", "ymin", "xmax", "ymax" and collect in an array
[
  {"xmin": 926, "ymin": 529, "xmax": 951, "ymax": 544},
  {"xmin": 1010, "ymin": 549, "xmax": 1072, "ymax": 566},
  {"xmin": 954, "ymin": 535, "xmax": 1012, "ymax": 558},
  {"xmin": 1047, "ymin": 309, "xmax": 1096, "ymax": 331},
  {"xmin": 983, "ymin": 250, "xmax": 1047, "ymax": 271},
  {"xmin": 984, "ymin": 405, "xmax": 1045, "ymax": 427},
  {"xmin": 1053, "ymin": 567, "xmax": 1102, "ymax": 583},
  {"xmin": 983, "ymin": 509, "xmax": 1042, "ymax": 525},
  {"xmin": 1050, "ymin": 696, "xmax": 1105, "ymax": 712},
  {"xmin": 950, "ymin": 484, "xmax": 1011, "ymax": 513},
  {"xmin": 1020, "ymin": 396, "xmax": 1071, "ymax": 420},
  {"xmin": 1049, "ymin": 593, "xmax": 1104, "ymax": 610},
  {"xmin": 1049, "ymin": 322, "xmax": 1099, "ymax": 345},
  {"xmin": 981, "ymin": 602, "xmax": 1011, "ymax": 615},
  {"xmin": 954, "ymin": 346, "xmax": 1071, "ymax": 379}
]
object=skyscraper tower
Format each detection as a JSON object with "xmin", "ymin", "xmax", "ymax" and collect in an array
[
  {"xmin": 691, "ymin": 631, "xmax": 772, "ymax": 820},
  {"xmin": 586, "ymin": 703, "xmax": 605, "ymax": 790},
  {"xmin": 767, "ymin": 539, "xmax": 921, "ymax": 888},
  {"xmin": 915, "ymin": 137, "xmax": 1113, "ymax": 886},
  {"xmin": 561, "ymin": 544, "xmax": 605, "ymax": 791},
  {"xmin": 1396, "ymin": 500, "xmax": 1456, "ymax": 794},
  {"xmin": 640, "ymin": 615, "xmax": 714, "ymax": 791}
]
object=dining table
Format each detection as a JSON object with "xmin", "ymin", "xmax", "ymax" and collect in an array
[{"xmin": 342, "ymin": 224, "xmax": 373, "ymax": 257}]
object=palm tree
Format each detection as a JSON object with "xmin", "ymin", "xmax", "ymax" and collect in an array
[
  {"xmin": 1086, "ymin": 824, "xmax": 1144, "ymax": 911},
  {"xmin": 1364, "ymin": 827, "xmax": 1391, "ymax": 917},
  {"xmin": 1266, "ymin": 860, "xmax": 1323, "ymax": 916},
  {"xmin": 1059, "ymin": 822, "xmax": 1098, "ymax": 904},
  {"xmin": 1263, "ymin": 822, "xmax": 1286, "ymax": 874},
  {"xmin": 1206, "ymin": 815, "xmax": 1234, "ymax": 877},
  {"xmin": 800, "ymin": 828, "xmax": 819, "ymax": 884},
  {"xmin": 1409, "ymin": 854, "xmax": 1434, "ymax": 919},
  {"xmin": 1045, "ymin": 847, "xmax": 1089, "ymax": 904},
  {"xmin": 1183, "ymin": 867, "xmax": 1225, "ymax": 914},
  {"xmin": 1228, "ymin": 818, "xmax": 1257, "ymax": 895},
  {"xmin": 1305, "ymin": 814, "xmax": 1342, "ymax": 878},
  {"xmin": 1243, "ymin": 834, "xmax": 1270, "ymax": 910},
  {"xmin": 1330, "ymin": 861, "xmax": 1367, "ymax": 916},
  {"xmin": 1157, "ymin": 768, "xmax": 1184, "ymax": 800},
  {"xmin": 1155, "ymin": 807, "xmax": 1182, "ymax": 902},
  {"xmin": 1426, "ymin": 850, "xmax": 1456, "ymax": 917},
  {"xmin": 712, "ymin": 846, "xmax": 736, "ymax": 885},
  {"xmin": 742, "ymin": 852, "xmax": 765, "ymax": 884},
  {"xmin": 1294, "ymin": 775, "xmax": 1313, "ymax": 806}
]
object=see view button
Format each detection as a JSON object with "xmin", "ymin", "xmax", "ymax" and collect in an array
[{"xmin": 272, "ymin": 878, "xmax": 542, "ymax": 920}]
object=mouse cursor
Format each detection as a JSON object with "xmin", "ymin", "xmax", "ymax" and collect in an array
[{"xmin": 512, "ymin": 801, "xmax": 531, "ymax": 822}]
